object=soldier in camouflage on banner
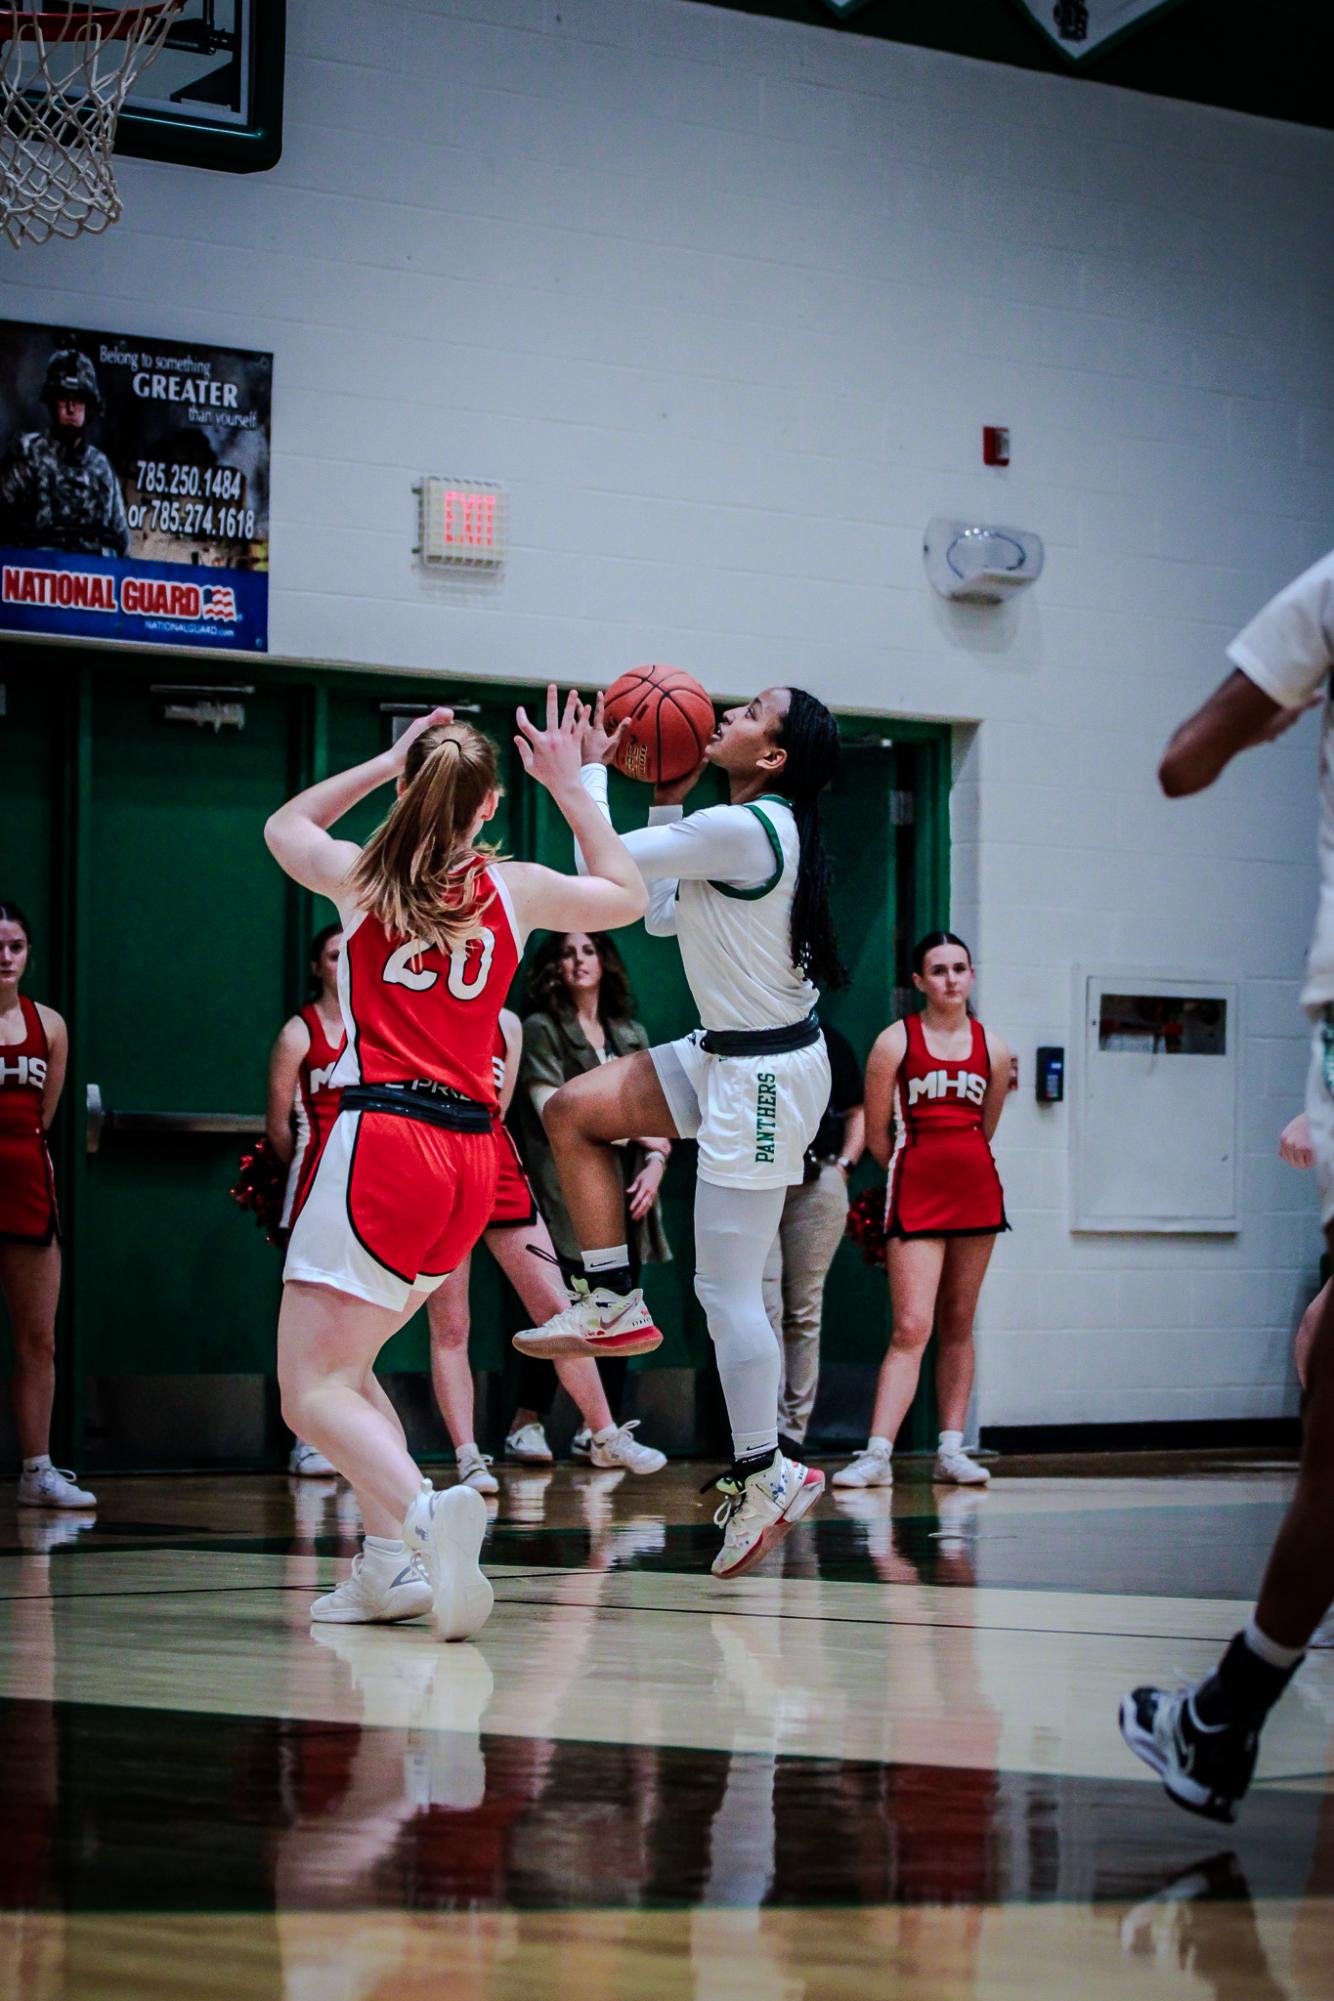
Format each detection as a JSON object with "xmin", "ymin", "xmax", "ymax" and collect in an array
[{"xmin": 0, "ymin": 349, "xmax": 130, "ymax": 558}]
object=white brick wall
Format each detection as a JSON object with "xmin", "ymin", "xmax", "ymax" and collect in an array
[{"xmin": 9, "ymin": 0, "xmax": 1334, "ymax": 1426}]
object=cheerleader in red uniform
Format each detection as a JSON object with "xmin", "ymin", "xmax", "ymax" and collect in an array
[
  {"xmin": 835, "ymin": 932, "xmax": 1010, "ymax": 1493},
  {"xmin": 0, "ymin": 901, "xmax": 94, "ymax": 1510},
  {"xmin": 266, "ymin": 923, "xmax": 347, "ymax": 1477}
]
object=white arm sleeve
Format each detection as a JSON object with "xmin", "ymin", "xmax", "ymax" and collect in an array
[
  {"xmin": 529, "ymin": 1081, "xmax": 557, "ymax": 1119},
  {"xmin": 571, "ymin": 764, "xmax": 775, "ymax": 888},
  {"xmin": 1227, "ymin": 548, "xmax": 1334, "ymax": 707},
  {"xmin": 643, "ymin": 805, "xmax": 682, "ymax": 937}
]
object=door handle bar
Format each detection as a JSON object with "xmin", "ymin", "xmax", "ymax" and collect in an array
[{"xmin": 86, "ymin": 1086, "xmax": 262, "ymax": 1150}]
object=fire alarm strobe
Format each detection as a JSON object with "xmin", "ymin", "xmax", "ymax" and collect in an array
[
  {"xmin": 983, "ymin": 425, "xmax": 1010, "ymax": 466},
  {"xmin": 923, "ymin": 518, "xmax": 1044, "ymax": 605}
]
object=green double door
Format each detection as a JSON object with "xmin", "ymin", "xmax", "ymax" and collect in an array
[{"xmin": 0, "ymin": 658, "xmax": 949, "ymax": 1469}]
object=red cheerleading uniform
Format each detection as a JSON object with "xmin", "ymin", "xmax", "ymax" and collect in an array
[
  {"xmin": 286, "ymin": 871, "xmax": 521, "ymax": 1303},
  {"xmin": 884, "ymin": 1013, "xmax": 1006, "ymax": 1240},
  {"xmin": 0, "ymin": 996, "xmax": 59, "ymax": 1244},
  {"xmin": 279, "ymin": 1003, "xmax": 347, "ymax": 1232},
  {"xmin": 488, "ymin": 1023, "xmax": 538, "ymax": 1231}
]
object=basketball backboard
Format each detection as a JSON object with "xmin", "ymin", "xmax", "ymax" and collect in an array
[{"xmin": 115, "ymin": 0, "xmax": 284, "ymax": 173}]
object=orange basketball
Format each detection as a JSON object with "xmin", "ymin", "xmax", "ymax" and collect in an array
[{"xmin": 603, "ymin": 665, "xmax": 716, "ymax": 785}]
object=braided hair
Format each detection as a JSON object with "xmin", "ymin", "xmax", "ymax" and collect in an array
[{"xmin": 771, "ymin": 688, "xmax": 846, "ymax": 991}]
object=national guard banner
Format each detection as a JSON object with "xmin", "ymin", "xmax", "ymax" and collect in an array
[
  {"xmin": 1008, "ymin": 0, "xmax": 1188, "ymax": 61},
  {"xmin": 0, "ymin": 321, "xmax": 270, "ymax": 652}
]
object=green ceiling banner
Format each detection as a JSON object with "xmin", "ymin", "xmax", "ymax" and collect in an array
[{"xmin": 1008, "ymin": 0, "xmax": 1191, "ymax": 61}]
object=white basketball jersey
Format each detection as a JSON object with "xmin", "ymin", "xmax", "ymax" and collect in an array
[{"xmin": 675, "ymin": 798, "xmax": 818, "ymax": 1032}]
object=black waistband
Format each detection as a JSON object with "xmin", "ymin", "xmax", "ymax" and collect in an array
[
  {"xmin": 341, "ymin": 1082, "xmax": 493, "ymax": 1134},
  {"xmin": 699, "ymin": 1013, "xmax": 822, "ymax": 1058}
]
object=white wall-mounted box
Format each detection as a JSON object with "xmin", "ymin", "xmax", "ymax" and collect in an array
[{"xmin": 1071, "ymin": 968, "xmax": 1238, "ymax": 1234}]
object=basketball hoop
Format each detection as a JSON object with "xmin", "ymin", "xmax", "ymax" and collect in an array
[{"xmin": 0, "ymin": 3, "xmax": 184, "ymax": 247}]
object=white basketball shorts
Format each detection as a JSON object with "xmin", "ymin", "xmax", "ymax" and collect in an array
[
  {"xmin": 650, "ymin": 1029, "xmax": 831, "ymax": 1191},
  {"xmin": 1306, "ymin": 1006, "xmax": 1334, "ymax": 1228}
]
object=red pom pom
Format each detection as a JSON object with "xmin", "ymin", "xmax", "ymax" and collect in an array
[
  {"xmin": 228, "ymin": 1136, "xmax": 289, "ymax": 1246},
  {"xmin": 845, "ymin": 1186, "xmax": 888, "ymax": 1269}
]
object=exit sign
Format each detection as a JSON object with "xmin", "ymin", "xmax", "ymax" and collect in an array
[{"xmin": 415, "ymin": 478, "xmax": 506, "ymax": 569}]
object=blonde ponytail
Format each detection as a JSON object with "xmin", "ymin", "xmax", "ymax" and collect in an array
[{"xmin": 349, "ymin": 722, "xmax": 504, "ymax": 953}]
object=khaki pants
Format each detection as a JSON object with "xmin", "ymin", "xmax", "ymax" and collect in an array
[{"xmin": 761, "ymin": 1161, "xmax": 849, "ymax": 1446}]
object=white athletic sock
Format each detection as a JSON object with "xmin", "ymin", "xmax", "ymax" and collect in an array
[
  {"xmin": 362, "ymin": 1534, "xmax": 408, "ymax": 1570},
  {"xmin": 455, "ymin": 1440, "xmax": 478, "ymax": 1460},
  {"xmin": 868, "ymin": 1435, "xmax": 893, "ymax": 1457},
  {"xmin": 1245, "ymin": 1615, "xmax": 1306, "ymax": 1670},
  {"xmin": 582, "ymin": 1245, "xmax": 630, "ymax": 1276},
  {"xmin": 592, "ymin": 1423, "xmax": 618, "ymax": 1444},
  {"xmin": 22, "ymin": 1454, "xmax": 52, "ymax": 1473},
  {"xmin": 938, "ymin": 1430, "xmax": 965, "ymax": 1454}
]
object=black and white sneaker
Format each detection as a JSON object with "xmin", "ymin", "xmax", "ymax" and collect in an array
[{"xmin": 1119, "ymin": 1684, "xmax": 1258, "ymax": 1824}]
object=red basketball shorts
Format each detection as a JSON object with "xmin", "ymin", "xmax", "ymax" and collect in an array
[
  {"xmin": 0, "ymin": 1129, "xmax": 60, "ymax": 1245},
  {"xmin": 284, "ymin": 1108, "xmax": 498, "ymax": 1312},
  {"xmin": 488, "ymin": 1124, "xmax": 537, "ymax": 1231}
]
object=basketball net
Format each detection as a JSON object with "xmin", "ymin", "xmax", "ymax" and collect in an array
[{"xmin": 0, "ymin": 3, "xmax": 183, "ymax": 248}]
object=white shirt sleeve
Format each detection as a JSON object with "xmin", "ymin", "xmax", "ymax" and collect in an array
[{"xmin": 1227, "ymin": 549, "xmax": 1334, "ymax": 708}]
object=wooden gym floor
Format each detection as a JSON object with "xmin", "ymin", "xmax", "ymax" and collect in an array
[{"xmin": 1, "ymin": 1454, "xmax": 1331, "ymax": 2000}]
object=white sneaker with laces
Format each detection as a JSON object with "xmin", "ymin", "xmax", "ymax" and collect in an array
[
  {"xmin": 289, "ymin": 1440, "xmax": 336, "ymax": 1478},
  {"xmin": 512, "ymin": 1278, "xmax": 663, "ymax": 1360},
  {"xmin": 310, "ymin": 1548, "xmax": 433, "ymax": 1624},
  {"xmin": 590, "ymin": 1421, "xmax": 667, "ymax": 1476},
  {"xmin": 17, "ymin": 1463, "xmax": 96, "ymax": 1510},
  {"xmin": 832, "ymin": 1444, "xmax": 893, "ymax": 1489},
  {"xmin": 711, "ymin": 1451, "xmax": 825, "ymax": 1580},
  {"xmin": 570, "ymin": 1426, "xmax": 593, "ymax": 1460},
  {"xmin": 504, "ymin": 1422, "xmax": 553, "ymax": 1464},
  {"xmin": 934, "ymin": 1444, "xmax": 990, "ymax": 1486},
  {"xmin": 456, "ymin": 1446, "xmax": 499, "ymax": 1494}
]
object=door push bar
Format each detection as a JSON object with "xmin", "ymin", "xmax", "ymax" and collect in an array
[{"xmin": 86, "ymin": 1084, "xmax": 262, "ymax": 1153}]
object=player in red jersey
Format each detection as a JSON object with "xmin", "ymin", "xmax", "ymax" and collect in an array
[
  {"xmin": 0, "ymin": 900, "xmax": 94, "ymax": 1511},
  {"xmin": 427, "ymin": 1009, "xmax": 667, "ymax": 1492},
  {"xmin": 263, "ymin": 690, "xmax": 646, "ymax": 1641},
  {"xmin": 266, "ymin": 923, "xmax": 347, "ymax": 1478},
  {"xmin": 835, "ymin": 931, "xmax": 1011, "ymax": 1494}
]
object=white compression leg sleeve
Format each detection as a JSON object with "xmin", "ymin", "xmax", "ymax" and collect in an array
[{"xmin": 692, "ymin": 1180, "xmax": 788, "ymax": 1461}]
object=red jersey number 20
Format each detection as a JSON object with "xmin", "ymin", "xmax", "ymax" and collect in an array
[{"xmin": 382, "ymin": 930, "xmax": 496, "ymax": 1002}]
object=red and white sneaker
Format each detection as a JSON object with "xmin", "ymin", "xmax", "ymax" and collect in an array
[
  {"xmin": 511, "ymin": 1277, "xmax": 663, "ymax": 1360},
  {"xmin": 710, "ymin": 1451, "xmax": 825, "ymax": 1580}
]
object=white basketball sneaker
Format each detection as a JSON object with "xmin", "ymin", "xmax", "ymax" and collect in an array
[
  {"xmin": 456, "ymin": 1445, "xmax": 499, "ymax": 1494},
  {"xmin": 589, "ymin": 1421, "xmax": 667, "ymax": 1476},
  {"xmin": 17, "ymin": 1463, "xmax": 96, "ymax": 1510},
  {"xmin": 405, "ymin": 1482, "xmax": 494, "ymax": 1643},
  {"xmin": 289, "ymin": 1440, "xmax": 336, "ymax": 1478},
  {"xmin": 512, "ymin": 1277, "xmax": 663, "ymax": 1360},
  {"xmin": 504, "ymin": 1421, "xmax": 553, "ymax": 1464},
  {"xmin": 310, "ymin": 1547, "xmax": 433, "ymax": 1624},
  {"xmin": 710, "ymin": 1451, "xmax": 825, "ymax": 1580},
  {"xmin": 934, "ymin": 1444, "xmax": 991, "ymax": 1486},
  {"xmin": 832, "ymin": 1443, "xmax": 893, "ymax": 1489}
]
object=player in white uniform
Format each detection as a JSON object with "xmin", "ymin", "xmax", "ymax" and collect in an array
[
  {"xmin": 1119, "ymin": 548, "xmax": 1334, "ymax": 1820},
  {"xmin": 516, "ymin": 685, "xmax": 843, "ymax": 1578}
]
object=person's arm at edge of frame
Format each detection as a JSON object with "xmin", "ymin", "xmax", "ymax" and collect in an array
[{"xmin": 862, "ymin": 1022, "xmax": 907, "ymax": 1173}]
